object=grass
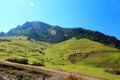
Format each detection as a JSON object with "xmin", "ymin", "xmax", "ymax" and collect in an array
[
  {"xmin": 44, "ymin": 38, "xmax": 120, "ymax": 66},
  {"xmin": 0, "ymin": 36, "xmax": 120, "ymax": 80},
  {"xmin": 44, "ymin": 37, "xmax": 120, "ymax": 80},
  {"xmin": 45, "ymin": 64, "xmax": 120, "ymax": 80},
  {"xmin": 0, "ymin": 36, "xmax": 50, "ymax": 64}
]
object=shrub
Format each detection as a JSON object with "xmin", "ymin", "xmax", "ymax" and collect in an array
[
  {"xmin": 0, "ymin": 39, "xmax": 11, "ymax": 42},
  {"xmin": 104, "ymin": 68, "xmax": 120, "ymax": 75},
  {"xmin": 31, "ymin": 62, "xmax": 45, "ymax": 66},
  {"xmin": 6, "ymin": 58, "xmax": 28, "ymax": 64}
]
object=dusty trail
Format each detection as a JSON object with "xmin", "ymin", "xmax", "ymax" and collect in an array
[{"xmin": 0, "ymin": 61, "xmax": 106, "ymax": 80}]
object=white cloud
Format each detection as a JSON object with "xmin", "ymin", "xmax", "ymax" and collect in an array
[{"xmin": 29, "ymin": 2, "xmax": 34, "ymax": 7}]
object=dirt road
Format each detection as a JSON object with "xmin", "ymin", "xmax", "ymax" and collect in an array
[{"xmin": 0, "ymin": 61, "xmax": 106, "ymax": 80}]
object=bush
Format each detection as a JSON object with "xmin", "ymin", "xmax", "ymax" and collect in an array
[
  {"xmin": 6, "ymin": 58, "xmax": 28, "ymax": 64},
  {"xmin": 0, "ymin": 39, "xmax": 11, "ymax": 42},
  {"xmin": 104, "ymin": 68, "xmax": 120, "ymax": 75},
  {"xmin": 31, "ymin": 62, "xmax": 45, "ymax": 66}
]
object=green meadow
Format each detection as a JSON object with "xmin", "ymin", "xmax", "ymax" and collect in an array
[{"xmin": 0, "ymin": 36, "xmax": 120, "ymax": 80}]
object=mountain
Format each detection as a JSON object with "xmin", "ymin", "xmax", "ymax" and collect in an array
[
  {"xmin": 6, "ymin": 21, "xmax": 65, "ymax": 42},
  {"xmin": 1, "ymin": 21, "xmax": 120, "ymax": 49},
  {"xmin": 0, "ymin": 32, "xmax": 5, "ymax": 36}
]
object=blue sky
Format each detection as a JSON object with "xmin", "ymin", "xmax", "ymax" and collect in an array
[{"xmin": 0, "ymin": 0, "xmax": 120, "ymax": 38}]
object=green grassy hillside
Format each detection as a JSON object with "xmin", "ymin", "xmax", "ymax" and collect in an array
[
  {"xmin": 0, "ymin": 36, "xmax": 50, "ymax": 63},
  {"xmin": 44, "ymin": 38, "xmax": 120, "ymax": 66},
  {"xmin": 0, "ymin": 36, "xmax": 120, "ymax": 80},
  {"xmin": 44, "ymin": 38, "xmax": 120, "ymax": 80}
]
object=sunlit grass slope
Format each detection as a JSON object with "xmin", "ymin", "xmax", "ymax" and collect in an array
[
  {"xmin": 44, "ymin": 38, "xmax": 120, "ymax": 80},
  {"xmin": 0, "ymin": 36, "xmax": 120, "ymax": 80},
  {"xmin": 44, "ymin": 38, "xmax": 119, "ymax": 65},
  {"xmin": 0, "ymin": 36, "xmax": 50, "ymax": 63}
]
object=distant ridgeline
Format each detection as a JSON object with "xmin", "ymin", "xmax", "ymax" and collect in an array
[{"xmin": 0, "ymin": 21, "xmax": 120, "ymax": 49}]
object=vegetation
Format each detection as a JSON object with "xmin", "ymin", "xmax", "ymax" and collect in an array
[
  {"xmin": 0, "ymin": 36, "xmax": 49, "ymax": 64},
  {"xmin": 0, "ymin": 63, "xmax": 45, "ymax": 80},
  {"xmin": 31, "ymin": 61, "xmax": 45, "ymax": 66},
  {"xmin": 0, "ymin": 36, "xmax": 120, "ymax": 80},
  {"xmin": 1, "ymin": 21, "xmax": 120, "ymax": 49},
  {"xmin": 0, "ymin": 38, "xmax": 11, "ymax": 42},
  {"xmin": 44, "ymin": 38, "xmax": 120, "ymax": 80},
  {"xmin": 6, "ymin": 58, "xmax": 28, "ymax": 64}
]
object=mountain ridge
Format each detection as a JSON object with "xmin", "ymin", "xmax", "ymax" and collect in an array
[{"xmin": 0, "ymin": 21, "xmax": 120, "ymax": 49}]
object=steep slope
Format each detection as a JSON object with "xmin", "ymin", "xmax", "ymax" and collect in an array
[
  {"xmin": 6, "ymin": 21, "xmax": 66, "ymax": 42},
  {"xmin": 7, "ymin": 21, "xmax": 52, "ymax": 36}
]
